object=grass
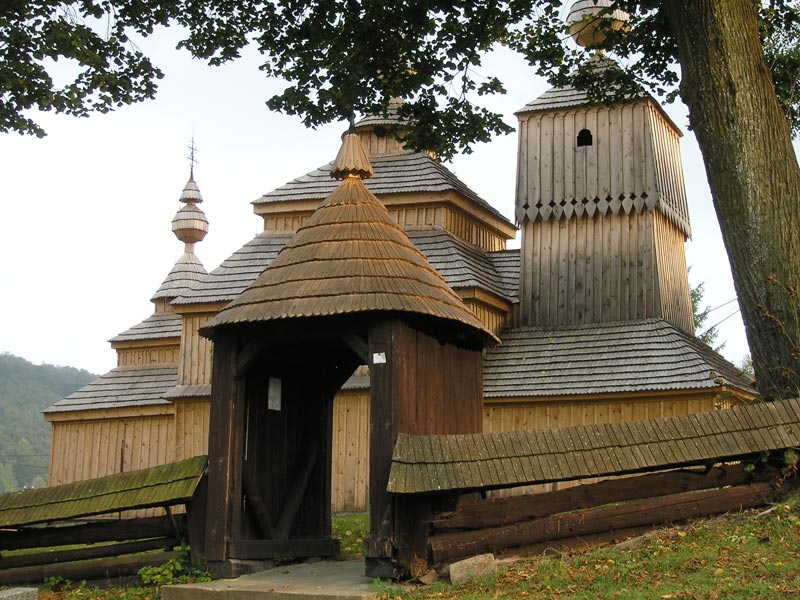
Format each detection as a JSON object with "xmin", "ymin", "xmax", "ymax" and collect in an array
[
  {"xmin": 26, "ymin": 496, "xmax": 800, "ymax": 600},
  {"xmin": 332, "ymin": 512, "xmax": 369, "ymax": 558},
  {"xmin": 379, "ymin": 488, "xmax": 800, "ymax": 600}
]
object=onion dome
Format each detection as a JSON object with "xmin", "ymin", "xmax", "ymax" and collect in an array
[
  {"xmin": 172, "ymin": 176, "xmax": 209, "ymax": 246},
  {"xmin": 201, "ymin": 133, "xmax": 497, "ymax": 346},
  {"xmin": 567, "ymin": 0, "xmax": 630, "ymax": 49},
  {"xmin": 353, "ymin": 97, "xmax": 405, "ymax": 129}
]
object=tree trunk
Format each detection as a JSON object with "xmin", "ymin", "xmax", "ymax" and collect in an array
[{"xmin": 663, "ymin": 0, "xmax": 800, "ymax": 399}]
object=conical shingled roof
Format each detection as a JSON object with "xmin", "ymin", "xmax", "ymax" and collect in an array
[
  {"xmin": 202, "ymin": 134, "xmax": 497, "ymax": 345},
  {"xmin": 151, "ymin": 252, "xmax": 207, "ymax": 301}
]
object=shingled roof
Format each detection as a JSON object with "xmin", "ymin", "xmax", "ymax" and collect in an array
[
  {"xmin": 516, "ymin": 54, "xmax": 650, "ymax": 116},
  {"xmin": 0, "ymin": 456, "xmax": 207, "ymax": 527},
  {"xmin": 202, "ymin": 134, "xmax": 497, "ymax": 345},
  {"xmin": 172, "ymin": 233, "xmax": 293, "ymax": 306},
  {"xmin": 110, "ymin": 313, "xmax": 182, "ymax": 343},
  {"xmin": 45, "ymin": 364, "xmax": 177, "ymax": 413},
  {"xmin": 253, "ymin": 152, "xmax": 510, "ymax": 224},
  {"xmin": 483, "ymin": 319, "xmax": 756, "ymax": 398},
  {"xmin": 388, "ymin": 398, "xmax": 800, "ymax": 494},
  {"xmin": 400, "ymin": 227, "xmax": 515, "ymax": 303},
  {"xmin": 173, "ymin": 230, "xmax": 513, "ymax": 308}
]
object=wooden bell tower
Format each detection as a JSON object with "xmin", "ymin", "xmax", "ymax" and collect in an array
[
  {"xmin": 515, "ymin": 70, "xmax": 694, "ymax": 332},
  {"xmin": 516, "ymin": 4, "xmax": 694, "ymax": 334},
  {"xmin": 199, "ymin": 132, "xmax": 495, "ymax": 578}
]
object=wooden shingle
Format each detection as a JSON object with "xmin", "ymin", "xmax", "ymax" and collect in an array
[
  {"xmin": 0, "ymin": 456, "xmax": 207, "ymax": 528},
  {"xmin": 388, "ymin": 398, "xmax": 800, "ymax": 494},
  {"xmin": 201, "ymin": 135, "xmax": 496, "ymax": 346}
]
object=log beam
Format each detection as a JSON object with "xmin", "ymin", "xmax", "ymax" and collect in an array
[
  {"xmin": 430, "ymin": 482, "xmax": 778, "ymax": 564},
  {"xmin": 433, "ymin": 464, "xmax": 776, "ymax": 531}
]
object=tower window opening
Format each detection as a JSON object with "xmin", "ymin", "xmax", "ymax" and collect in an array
[
  {"xmin": 577, "ymin": 129, "xmax": 593, "ymax": 147},
  {"xmin": 374, "ymin": 126, "xmax": 386, "ymax": 138}
]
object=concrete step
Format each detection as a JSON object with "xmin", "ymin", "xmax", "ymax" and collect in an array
[{"xmin": 162, "ymin": 560, "xmax": 378, "ymax": 600}]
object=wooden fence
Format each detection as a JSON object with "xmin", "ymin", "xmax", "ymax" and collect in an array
[
  {"xmin": 386, "ymin": 398, "xmax": 800, "ymax": 576},
  {"xmin": 0, "ymin": 456, "xmax": 207, "ymax": 585}
]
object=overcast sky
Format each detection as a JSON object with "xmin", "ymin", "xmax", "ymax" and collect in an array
[{"xmin": 0, "ymin": 27, "xmax": 749, "ymax": 376}]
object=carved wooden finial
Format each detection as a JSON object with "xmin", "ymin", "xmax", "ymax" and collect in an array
[{"xmin": 331, "ymin": 132, "xmax": 374, "ymax": 180}]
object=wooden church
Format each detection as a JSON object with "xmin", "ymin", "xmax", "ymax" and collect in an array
[{"xmin": 45, "ymin": 34, "xmax": 756, "ymax": 517}]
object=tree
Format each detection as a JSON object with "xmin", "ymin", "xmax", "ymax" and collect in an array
[
  {"xmin": 0, "ymin": 1, "xmax": 171, "ymax": 137},
  {"xmin": 690, "ymin": 278, "xmax": 724, "ymax": 353},
  {"xmin": 4, "ymin": 1, "xmax": 799, "ymax": 399}
]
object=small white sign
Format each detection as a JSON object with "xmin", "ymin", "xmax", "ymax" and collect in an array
[
  {"xmin": 372, "ymin": 352, "xmax": 386, "ymax": 364},
  {"xmin": 268, "ymin": 377, "xmax": 282, "ymax": 411}
]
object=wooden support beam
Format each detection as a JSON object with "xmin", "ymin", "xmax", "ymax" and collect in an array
[
  {"xmin": 205, "ymin": 331, "xmax": 245, "ymax": 563},
  {"xmin": 433, "ymin": 464, "xmax": 776, "ymax": 531},
  {"xmin": 164, "ymin": 506, "xmax": 183, "ymax": 544},
  {"xmin": 340, "ymin": 331, "xmax": 369, "ymax": 364},
  {"xmin": 394, "ymin": 495, "xmax": 433, "ymax": 578},
  {"xmin": 236, "ymin": 340, "xmax": 266, "ymax": 379},
  {"xmin": 0, "ymin": 516, "xmax": 183, "ymax": 551},
  {"xmin": 0, "ymin": 537, "xmax": 178, "ymax": 570},
  {"xmin": 275, "ymin": 441, "xmax": 320, "ymax": 540},
  {"xmin": 186, "ymin": 474, "xmax": 208, "ymax": 567},
  {"xmin": 243, "ymin": 461, "xmax": 275, "ymax": 538},
  {"xmin": 0, "ymin": 552, "xmax": 182, "ymax": 586},
  {"xmin": 429, "ymin": 482, "xmax": 778, "ymax": 564}
]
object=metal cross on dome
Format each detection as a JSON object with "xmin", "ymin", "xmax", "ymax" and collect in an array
[{"xmin": 186, "ymin": 137, "xmax": 199, "ymax": 179}]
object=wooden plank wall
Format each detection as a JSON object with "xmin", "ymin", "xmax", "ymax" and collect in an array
[
  {"xmin": 48, "ymin": 391, "xmax": 726, "ymax": 514},
  {"xmin": 178, "ymin": 314, "xmax": 215, "ymax": 386},
  {"xmin": 647, "ymin": 104, "xmax": 689, "ymax": 225},
  {"xmin": 174, "ymin": 400, "xmax": 211, "ymax": 463},
  {"xmin": 517, "ymin": 101, "xmax": 657, "ymax": 218},
  {"xmin": 49, "ymin": 413, "xmax": 176, "ymax": 517},
  {"xmin": 482, "ymin": 395, "xmax": 718, "ymax": 497},
  {"xmin": 331, "ymin": 391, "xmax": 370, "ymax": 513},
  {"xmin": 263, "ymin": 213, "xmax": 310, "ymax": 233},
  {"xmin": 519, "ymin": 212, "xmax": 659, "ymax": 327},
  {"xmin": 262, "ymin": 204, "xmax": 508, "ymax": 252},
  {"xmin": 654, "ymin": 211, "xmax": 694, "ymax": 333},
  {"xmin": 357, "ymin": 131, "xmax": 406, "ymax": 156},
  {"xmin": 464, "ymin": 300, "xmax": 508, "ymax": 336},
  {"xmin": 117, "ymin": 346, "xmax": 180, "ymax": 367}
]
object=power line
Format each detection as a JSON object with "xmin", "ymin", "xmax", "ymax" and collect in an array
[
  {"xmin": 705, "ymin": 298, "xmax": 738, "ymax": 314},
  {"xmin": 699, "ymin": 309, "xmax": 741, "ymax": 339}
]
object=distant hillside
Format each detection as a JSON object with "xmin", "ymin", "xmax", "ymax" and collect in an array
[{"xmin": 0, "ymin": 353, "xmax": 96, "ymax": 492}]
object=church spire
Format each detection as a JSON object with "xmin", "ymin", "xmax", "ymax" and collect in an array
[{"xmin": 151, "ymin": 142, "xmax": 209, "ymax": 306}]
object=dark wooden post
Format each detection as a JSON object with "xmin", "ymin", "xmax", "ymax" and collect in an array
[
  {"xmin": 204, "ymin": 331, "xmax": 246, "ymax": 574},
  {"xmin": 365, "ymin": 321, "xmax": 395, "ymax": 577},
  {"xmin": 366, "ymin": 319, "xmax": 485, "ymax": 578}
]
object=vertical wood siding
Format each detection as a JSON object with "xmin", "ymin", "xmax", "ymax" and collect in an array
[
  {"xmin": 464, "ymin": 300, "xmax": 509, "ymax": 335},
  {"xmin": 517, "ymin": 101, "xmax": 659, "ymax": 219},
  {"xmin": 331, "ymin": 391, "xmax": 371, "ymax": 513},
  {"xmin": 178, "ymin": 314, "xmax": 215, "ymax": 386},
  {"xmin": 49, "ymin": 391, "xmax": 726, "ymax": 514},
  {"xmin": 49, "ymin": 413, "xmax": 175, "ymax": 517},
  {"xmin": 519, "ymin": 212, "xmax": 660, "ymax": 326},
  {"xmin": 174, "ymin": 400, "xmax": 211, "ymax": 462},
  {"xmin": 654, "ymin": 211, "xmax": 695, "ymax": 333},
  {"xmin": 261, "ymin": 206, "xmax": 508, "ymax": 252},
  {"xmin": 357, "ymin": 131, "xmax": 406, "ymax": 156},
  {"xmin": 117, "ymin": 346, "xmax": 180, "ymax": 367},
  {"xmin": 482, "ymin": 394, "xmax": 717, "ymax": 497},
  {"xmin": 49, "ymin": 414, "xmax": 175, "ymax": 485},
  {"xmin": 262, "ymin": 214, "xmax": 310, "ymax": 233}
]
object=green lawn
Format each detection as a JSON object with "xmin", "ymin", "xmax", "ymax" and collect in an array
[
  {"xmin": 28, "ymin": 491, "xmax": 800, "ymax": 600},
  {"xmin": 382, "ymin": 488, "xmax": 800, "ymax": 600}
]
